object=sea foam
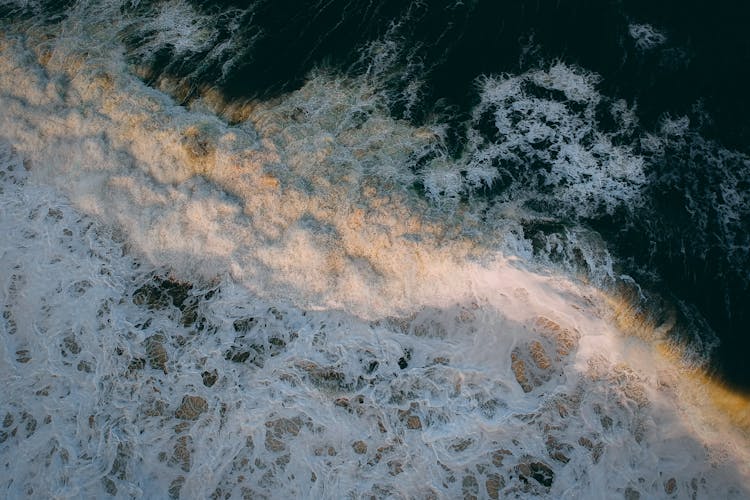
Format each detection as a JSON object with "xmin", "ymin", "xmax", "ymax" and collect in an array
[{"xmin": 1, "ymin": 3, "xmax": 749, "ymax": 499}]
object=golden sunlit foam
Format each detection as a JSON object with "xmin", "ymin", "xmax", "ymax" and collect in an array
[{"xmin": 603, "ymin": 283, "xmax": 750, "ymax": 433}]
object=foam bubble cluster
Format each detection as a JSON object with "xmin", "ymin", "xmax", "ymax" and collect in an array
[
  {"xmin": 628, "ymin": 24, "xmax": 668, "ymax": 51},
  {"xmin": 458, "ymin": 64, "xmax": 646, "ymax": 217}
]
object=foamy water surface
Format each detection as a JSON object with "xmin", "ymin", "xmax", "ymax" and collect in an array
[{"xmin": 1, "ymin": 2, "xmax": 749, "ymax": 498}]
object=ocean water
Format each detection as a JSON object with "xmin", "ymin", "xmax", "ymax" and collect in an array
[{"xmin": 1, "ymin": 1, "xmax": 749, "ymax": 498}]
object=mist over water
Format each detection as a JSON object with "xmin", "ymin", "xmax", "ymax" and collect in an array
[{"xmin": 1, "ymin": 1, "xmax": 749, "ymax": 498}]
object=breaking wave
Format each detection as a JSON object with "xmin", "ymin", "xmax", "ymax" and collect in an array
[{"xmin": 1, "ymin": 1, "xmax": 749, "ymax": 498}]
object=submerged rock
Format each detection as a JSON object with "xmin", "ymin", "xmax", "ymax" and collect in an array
[
  {"xmin": 462, "ymin": 474, "xmax": 479, "ymax": 500},
  {"xmin": 511, "ymin": 353, "xmax": 533, "ymax": 393},
  {"xmin": 485, "ymin": 473, "xmax": 505, "ymax": 499},
  {"xmin": 144, "ymin": 334, "xmax": 168, "ymax": 373},
  {"xmin": 168, "ymin": 476, "xmax": 185, "ymax": 500},
  {"xmin": 664, "ymin": 477, "xmax": 677, "ymax": 494},
  {"xmin": 171, "ymin": 435, "xmax": 193, "ymax": 472},
  {"xmin": 624, "ymin": 486, "xmax": 641, "ymax": 500},
  {"xmin": 406, "ymin": 415, "xmax": 422, "ymax": 430},
  {"xmin": 510, "ymin": 317, "xmax": 581, "ymax": 392},
  {"xmin": 294, "ymin": 360, "xmax": 347, "ymax": 389},
  {"xmin": 175, "ymin": 395, "xmax": 208, "ymax": 421},
  {"xmin": 516, "ymin": 459, "xmax": 555, "ymax": 488},
  {"xmin": 201, "ymin": 369, "xmax": 218, "ymax": 387},
  {"xmin": 264, "ymin": 417, "xmax": 303, "ymax": 452},
  {"xmin": 398, "ymin": 405, "xmax": 423, "ymax": 430},
  {"xmin": 352, "ymin": 440, "xmax": 368, "ymax": 454},
  {"xmin": 532, "ymin": 316, "xmax": 580, "ymax": 358}
]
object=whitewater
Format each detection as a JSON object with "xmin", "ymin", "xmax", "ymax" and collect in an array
[{"xmin": 1, "ymin": 2, "xmax": 749, "ymax": 498}]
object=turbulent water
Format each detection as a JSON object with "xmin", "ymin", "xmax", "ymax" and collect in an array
[{"xmin": 1, "ymin": 1, "xmax": 749, "ymax": 498}]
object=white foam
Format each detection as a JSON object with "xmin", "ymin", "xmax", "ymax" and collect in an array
[
  {"xmin": 628, "ymin": 23, "xmax": 668, "ymax": 51},
  {"xmin": 462, "ymin": 64, "xmax": 647, "ymax": 218},
  {"xmin": 0, "ymin": 4, "xmax": 749, "ymax": 499}
]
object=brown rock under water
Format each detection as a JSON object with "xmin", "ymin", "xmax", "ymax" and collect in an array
[
  {"xmin": 352, "ymin": 440, "xmax": 368, "ymax": 454},
  {"xmin": 175, "ymin": 395, "xmax": 208, "ymax": 420}
]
